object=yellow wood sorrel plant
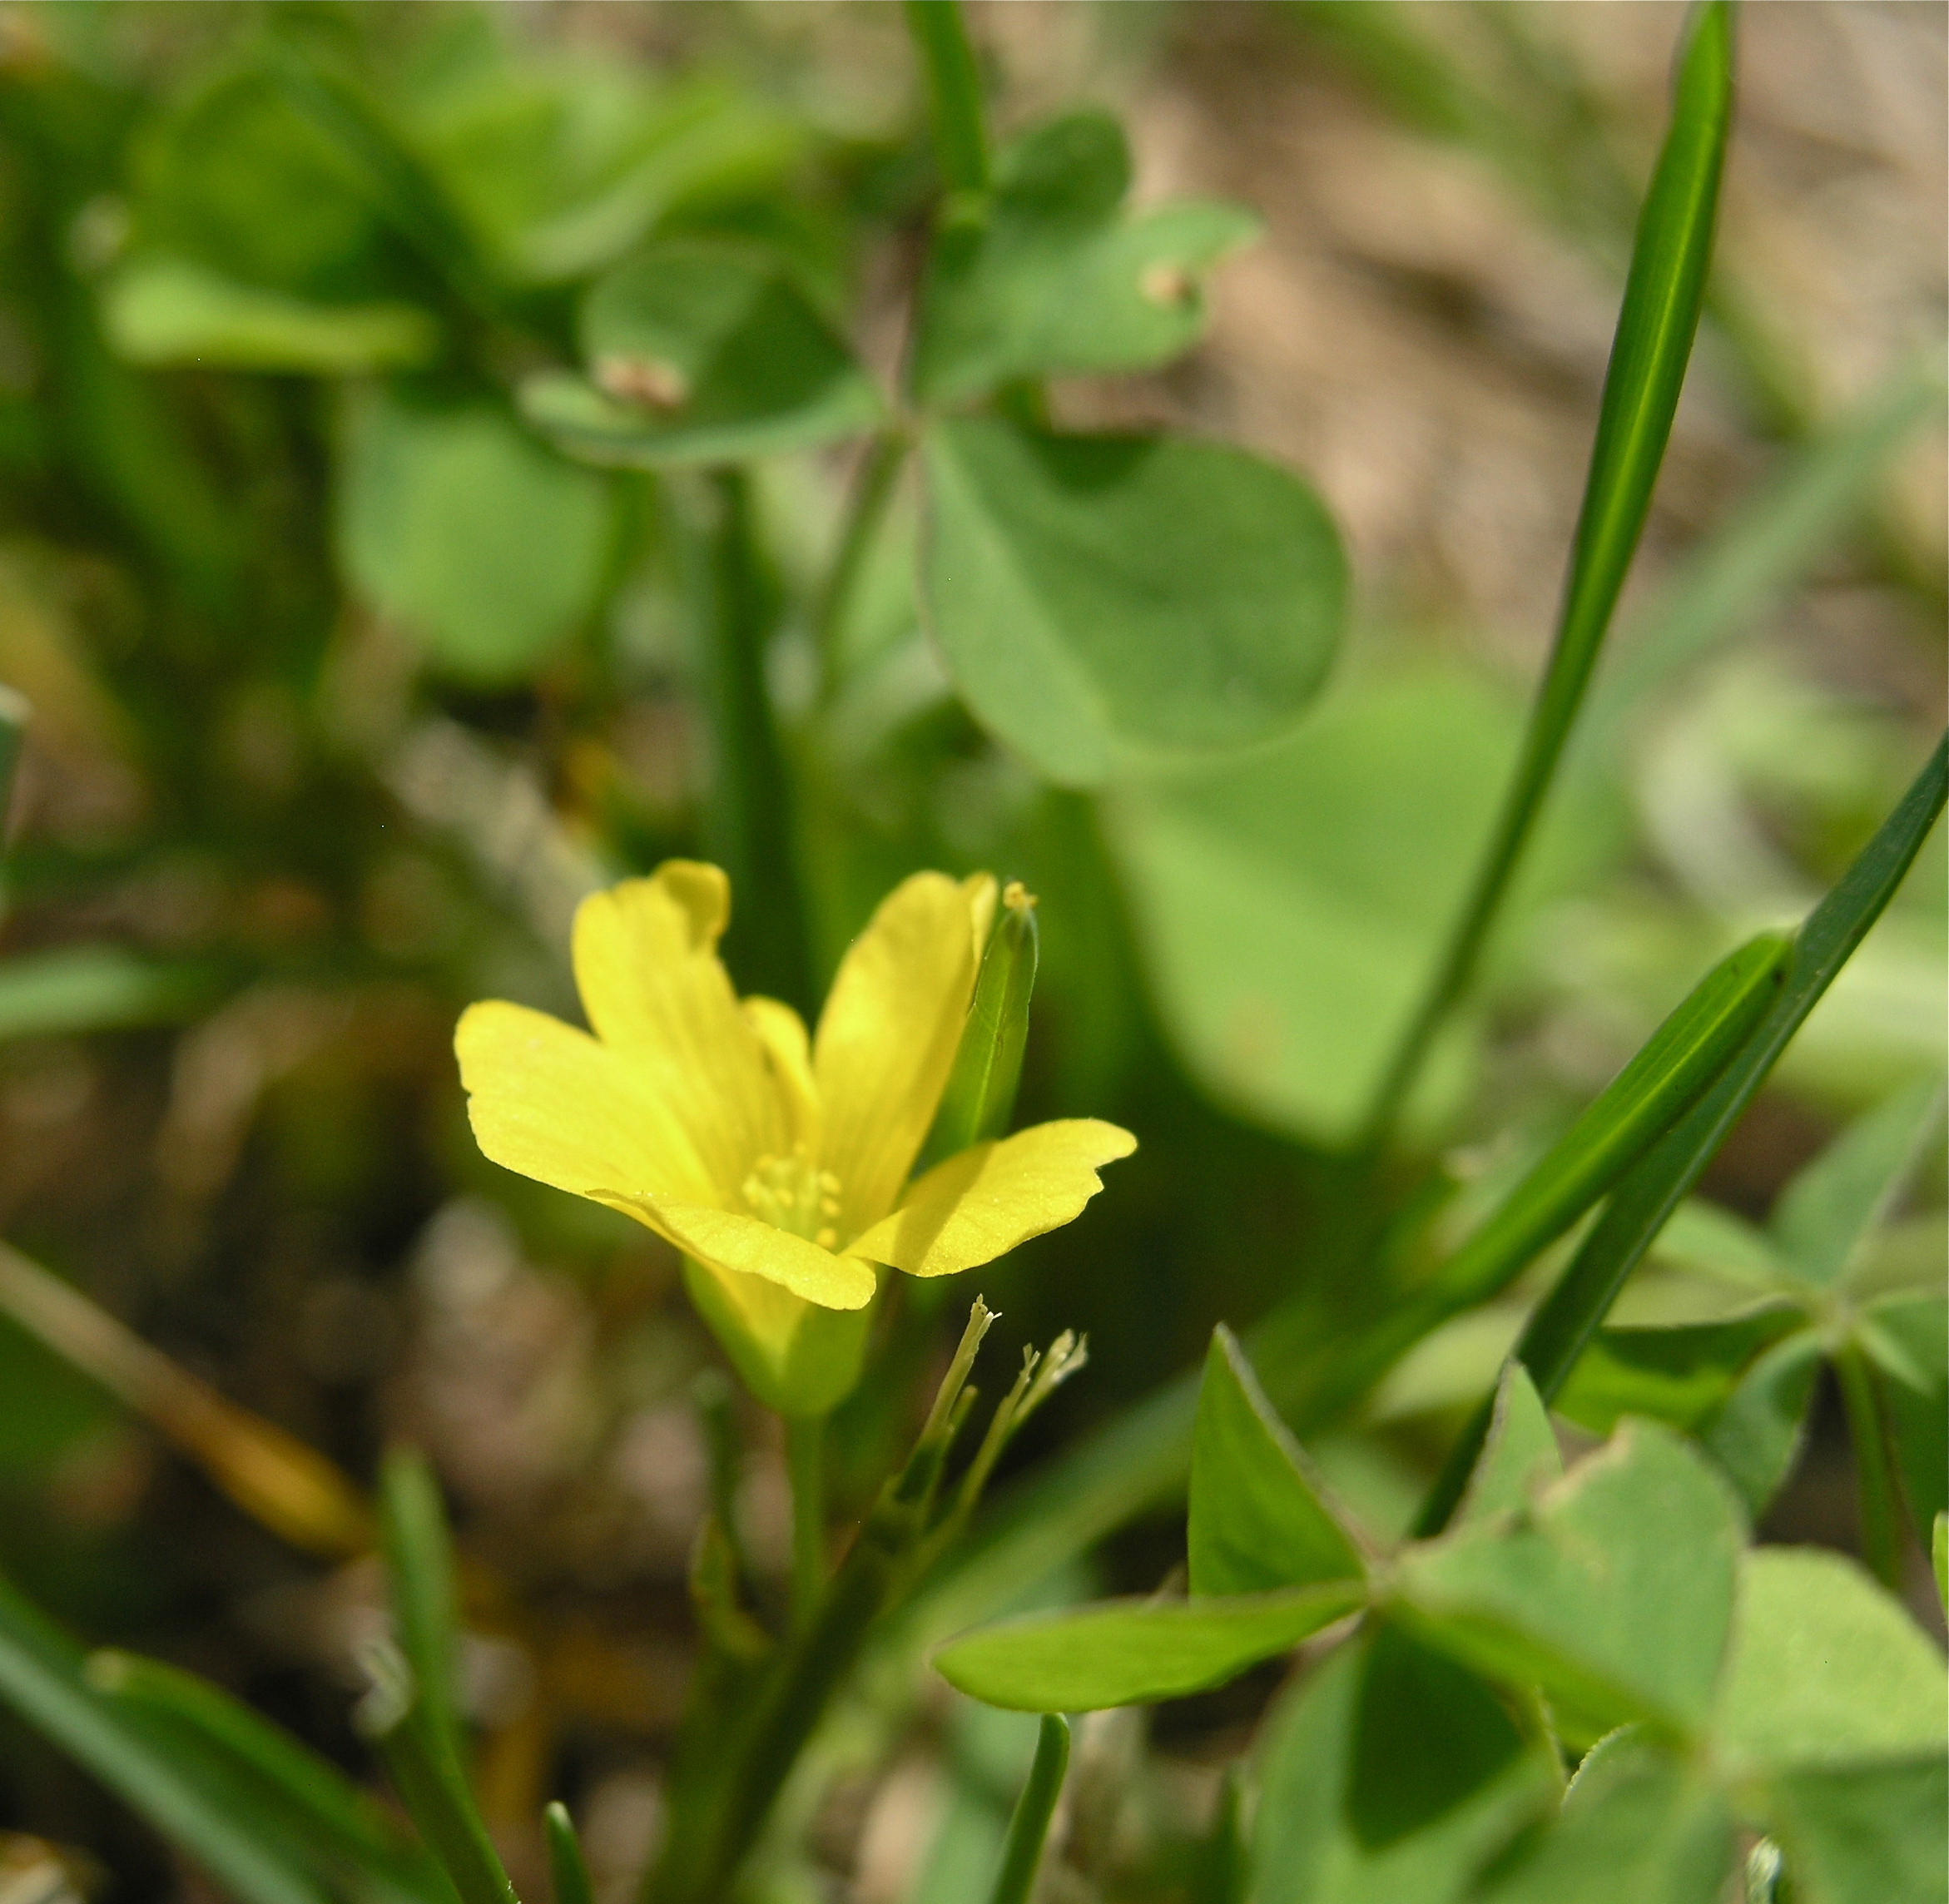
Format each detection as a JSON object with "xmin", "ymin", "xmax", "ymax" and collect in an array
[
  {"xmin": 0, "ymin": 5, "xmax": 1941, "ymax": 1904},
  {"xmin": 457, "ymin": 861, "xmax": 1131, "ymax": 1416}
]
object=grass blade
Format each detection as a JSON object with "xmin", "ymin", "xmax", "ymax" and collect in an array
[
  {"xmin": 0, "ymin": 1578, "xmax": 331, "ymax": 1904},
  {"xmin": 87, "ymin": 1650, "xmax": 439, "ymax": 1902},
  {"xmin": 0, "ymin": 685, "xmax": 25, "ymax": 841},
  {"xmin": 379, "ymin": 1446, "xmax": 466, "ymax": 1777},
  {"xmin": 543, "ymin": 1803, "xmax": 595, "ymax": 1904},
  {"xmin": 1358, "ymin": 0, "xmax": 1736, "ymax": 1151},
  {"xmin": 987, "ymin": 1714, "xmax": 1070, "ymax": 1904},
  {"xmin": 1416, "ymin": 731, "xmax": 1949, "ymax": 1532},
  {"xmin": 905, "ymin": 0, "xmax": 990, "ymax": 196},
  {"xmin": 920, "ymin": 880, "xmax": 1039, "ymax": 1169}
]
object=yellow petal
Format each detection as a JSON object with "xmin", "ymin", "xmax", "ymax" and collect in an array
[
  {"xmin": 744, "ymin": 996, "xmax": 820, "ymax": 1150},
  {"xmin": 595, "ymin": 1193, "xmax": 877, "ymax": 1311},
  {"xmin": 847, "ymin": 1118, "xmax": 1137, "ymax": 1277},
  {"xmin": 455, "ymin": 1000, "xmax": 716, "ymax": 1204},
  {"xmin": 814, "ymin": 871, "xmax": 998, "ymax": 1237},
  {"xmin": 572, "ymin": 864, "xmax": 787, "ymax": 1196}
]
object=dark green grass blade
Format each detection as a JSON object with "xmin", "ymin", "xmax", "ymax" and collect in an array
[
  {"xmin": 544, "ymin": 1802, "xmax": 596, "ymax": 1904},
  {"xmin": 1358, "ymin": 0, "xmax": 1736, "ymax": 1150},
  {"xmin": 0, "ymin": 1578, "xmax": 331, "ymax": 1904},
  {"xmin": 378, "ymin": 1447, "xmax": 466, "ymax": 1776},
  {"xmin": 1416, "ymin": 731, "xmax": 1949, "ymax": 1534}
]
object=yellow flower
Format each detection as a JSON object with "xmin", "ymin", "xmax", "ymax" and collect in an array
[{"xmin": 455, "ymin": 862, "xmax": 1134, "ymax": 1411}]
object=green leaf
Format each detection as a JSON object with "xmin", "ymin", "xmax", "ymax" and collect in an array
[
  {"xmin": 1455, "ymin": 1362, "xmax": 1560, "ymax": 1530},
  {"xmin": 986, "ymin": 1713, "xmax": 1069, "ymax": 1904},
  {"xmin": 1555, "ymin": 1308, "xmax": 1806, "ymax": 1440},
  {"xmin": 1699, "ymin": 1331, "xmax": 1824, "ymax": 1521},
  {"xmin": 1771, "ymin": 1083, "xmax": 1944, "ymax": 1292},
  {"xmin": 1766, "ymin": 1762, "xmax": 1948, "ymax": 1904},
  {"xmin": 377, "ymin": 1447, "xmax": 464, "ymax": 1776},
  {"xmin": 1354, "ymin": 0, "xmax": 1735, "ymax": 1146},
  {"xmin": 338, "ymin": 389, "xmax": 612, "ymax": 683},
  {"xmin": 0, "ymin": 1576, "xmax": 332, "ymax": 1904},
  {"xmin": 932, "ymin": 1581, "xmax": 1363, "ymax": 1712},
  {"xmin": 1714, "ymin": 1546, "xmax": 1946, "ymax": 1778},
  {"xmin": 1867, "ymin": 1297, "xmax": 1948, "ymax": 1534},
  {"xmin": 0, "ymin": 945, "xmax": 213, "ymax": 1042},
  {"xmin": 1109, "ymin": 663, "xmax": 1614, "ymax": 1143},
  {"xmin": 910, "ymin": 111, "xmax": 1258, "ymax": 405},
  {"xmin": 905, "ymin": 0, "xmax": 991, "ymax": 196},
  {"xmin": 1250, "ymin": 1634, "xmax": 1555, "ymax": 1904},
  {"xmin": 518, "ymin": 241, "xmax": 882, "ymax": 468},
  {"xmin": 1475, "ymin": 1730, "xmax": 1735, "ymax": 1904},
  {"xmin": 1188, "ymin": 1326, "xmax": 1365, "ymax": 1597},
  {"xmin": 921, "ymin": 414, "xmax": 1344, "ymax": 786},
  {"xmin": 1396, "ymin": 1422, "xmax": 1741, "ymax": 1742},
  {"xmin": 102, "ymin": 256, "xmax": 439, "ymax": 374}
]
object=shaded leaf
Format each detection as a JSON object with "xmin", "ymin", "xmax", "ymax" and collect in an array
[
  {"xmin": 0, "ymin": 945, "xmax": 213, "ymax": 1042},
  {"xmin": 933, "ymin": 1582, "xmax": 1362, "ymax": 1713},
  {"xmin": 1475, "ymin": 1729, "xmax": 1734, "ymax": 1904},
  {"xmin": 921, "ymin": 415, "xmax": 1343, "ymax": 787},
  {"xmin": 1699, "ymin": 1331, "xmax": 1824, "ymax": 1521},
  {"xmin": 1555, "ymin": 1307, "xmax": 1805, "ymax": 1440},
  {"xmin": 338, "ymin": 390, "xmax": 612, "ymax": 682},
  {"xmin": 1772, "ymin": 1082, "xmax": 1943, "ymax": 1292},
  {"xmin": 1713, "ymin": 1547, "xmax": 1947, "ymax": 1776},
  {"xmin": 1189, "ymin": 1325, "xmax": 1365, "ymax": 1596},
  {"xmin": 1250, "ymin": 1635, "xmax": 1555, "ymax": 1904},
  {"xmin": 911, "ymin": 111, "xmax": 1257, "ymax": 405},
  {"xmin": 1767, "ymin": 1760, "xmax": 1948, "ymax": 1904},
  {"xmin": 520, "ymin": 242, "xmax": 881, "ymax": 467},
  {"xmin": 1396, "ymin": 1422, "xmax": 1739, "ymax": 1741},
  {"xmin": 1866, "ymin": 1296, "xmax": 1947, "ymax": 1535}
]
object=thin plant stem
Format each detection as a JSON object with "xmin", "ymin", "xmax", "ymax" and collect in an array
[
  {"xmin": 904, "ymin": 0, "xmax": 989, "ymax": 195},
  {"xmin": 814, "ymin": 430, "xmax": 907, "ymax": 706},
  {"xmin": 786, "ymin": 1414, "xmax": 827, "ymax": 1631},
  {"xmin": 1834, "ymin": 1342, "xmax": 1907, "ymax": 1593},
  {"xmin": 987, "ymin": 1714, "xmax": 1069, "ymax": 1904}
]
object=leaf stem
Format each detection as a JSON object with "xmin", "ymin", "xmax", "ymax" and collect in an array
[
  {"xmin": 905, "ymin": 0, "xmax": 990, "ymax": 196},
  {"xmin": 1834, "ymin": 1342, "xmax": 1907, "ymax": 1592},
  {"xmin": 986, "ymin": 1714, "xmax": 1070, "ymax": 1904},
  {"xmin": 786, "ymin": 1413, "xmax": 827, "ymax": 1631},
  {"xmin": 1354, "ymin": 0, "xmax": 1734, "ymax": 1156}
]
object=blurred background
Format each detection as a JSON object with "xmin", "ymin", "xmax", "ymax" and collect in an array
[{"xmin": 0, "ymin": 2, "xmax": 1942, "ymax": 1898}]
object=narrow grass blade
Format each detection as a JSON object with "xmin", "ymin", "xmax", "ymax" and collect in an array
[
  {"xmin": 378, "ymin": 1446, "xmax": 466, "ymax": 1775},
  {"xmin": 88, "ymin": 1650, "xmax": 433, "ymax": 1896},
  {"xmin": 1418, "ymin": 732, "xmax": 1949, "ymax": 1532},
  {"xmin": 358, "ymin": 1642, "xmax": 517, "ymax": 1904},
  {"xmin": 1358, "ymin": 0, "xmax": 1736, "ymax": 1150},
  {"xmin": 543, "ymin": 1802, "xmax": 595, "ymax": 1904},
  {"xmin": 905, "ymin": 0, "xmax": 990, "ymax": 195},
  {"xmin": 0, "ymin": 1578, "xmax": 330, "ymax": 1904},
  {"xmin": 1309, "ymin": 928, "xmax": 1789, "ymax": 1430},
  {"xmin": 987, "ymin": 1714, "xmax": 1070, "ymax": 1904}
]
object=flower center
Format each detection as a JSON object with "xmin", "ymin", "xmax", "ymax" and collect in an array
[{"xmin": 741, "ymin": 1148, "xmax": 843, "ymax": 1251}]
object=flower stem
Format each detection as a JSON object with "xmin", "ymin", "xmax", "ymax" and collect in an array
[{"xmin": 785, "ymin": 1413, "xmax": 826, "ymax": 1631}]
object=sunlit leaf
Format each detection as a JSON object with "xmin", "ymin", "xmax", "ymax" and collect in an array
[
  {"xmin": 921, "ymin": 415, "xmax": 1343, "ymax": 786},
  {"xmin": 1189, "ymin": 1326, "xmax": 1365, "ymax": 1596},
  {"xmin": 933, "ymin": 1581, "xmax": 1362, "ymax": 1712}
]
